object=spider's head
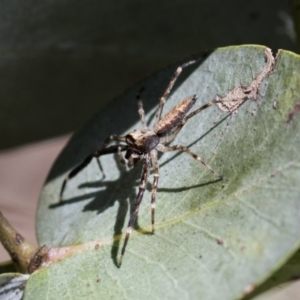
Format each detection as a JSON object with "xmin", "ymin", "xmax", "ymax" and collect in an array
[{"xmin": 125, "ymin": 130, "xmax": 159, "ymax": 153}]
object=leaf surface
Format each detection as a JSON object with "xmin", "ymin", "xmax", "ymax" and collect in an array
[{"xmin": 28, "ymin": 45, "xmax": 300, "ymax": 300}]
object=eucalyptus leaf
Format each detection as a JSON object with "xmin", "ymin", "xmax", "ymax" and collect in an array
[
  {"xmin": 0, "ymin": 273, "xmax": 29, "ymax": 300},
  {"xmin": 28, "ymin": 45, "xmax": 300, "ymax": 299}
]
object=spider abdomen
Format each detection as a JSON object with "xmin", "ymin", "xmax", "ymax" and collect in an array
[{"xmin": 154, "ymin": 95, "xmax": 197, "ymax": 137}]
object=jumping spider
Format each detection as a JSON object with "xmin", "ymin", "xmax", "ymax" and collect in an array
[{"xmin": 59, "ymin": 59, "xmax": 223, "ymax": 266}]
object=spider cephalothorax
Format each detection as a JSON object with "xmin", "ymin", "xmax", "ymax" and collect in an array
[
  {"xmin": 126, "ymin": 130, "xmax": 159, "ymax": 153},
  {"xmin": 59, "ymin": 59, "xmax": 223, "ymax": 266}
]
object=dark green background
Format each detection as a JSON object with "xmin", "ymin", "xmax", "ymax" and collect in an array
[{"xmin": 0, "ymin": 0, "xmax": 296, "ymax": 150}]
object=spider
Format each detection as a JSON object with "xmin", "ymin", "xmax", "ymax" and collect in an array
[{"xmin": 59, "ymin": 59, "xmax": 223, "ymax": 266}]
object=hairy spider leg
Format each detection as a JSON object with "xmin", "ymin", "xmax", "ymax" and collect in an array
[
  {"xmin": 117, "ymin": 146, "xmax": 126, "ymax": 166},
  {"xmin": 185, "ymin": 98, "xmax": 223, "ymax": 121},
  {"xmin": 59, "ymin": 135, "xmax": 127, "ymax": 202},
  {"xmin": 119, "ymin": 155, "xmax": 150, "ymax": 266},
  {"xmin": 137, "ymin": 87, "xmax": 160, "ymax": 233},
  {"xmin": 156, "ymin": 143, "xmax": 222, "ymax": 179},
  {"xmin": 155, "ymin": 60, "xmax": 198, "ymax": 123},
  {"xmin": 150, "ymin": 149, "xmax": 159, "ymax": 233},
  {"xmin": 136, "ymin": 87, "xmax": 147, "ymax": 129}
]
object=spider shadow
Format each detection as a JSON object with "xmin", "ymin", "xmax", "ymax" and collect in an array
[{"xmin": 50, "ymin": 163, "xmax": 142, "ymax": 267}]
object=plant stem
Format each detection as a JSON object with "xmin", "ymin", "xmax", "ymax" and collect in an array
[{"xmin": 0, "ymin": 210, "xmax": 37, "ymax": 273}]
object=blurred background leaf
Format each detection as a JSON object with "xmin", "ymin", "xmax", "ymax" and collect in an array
[{"xmin": 0, "ymin": 0, "xmax": 296, "ymax": 150}]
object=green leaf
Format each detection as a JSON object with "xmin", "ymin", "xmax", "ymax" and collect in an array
[
  {"xmin": 0, "ymin": 273, "xmax": 29, "ymax": 299},
  {"xmin": 29, "ymin": 45, "xmax": 300, "ymax": 299}
]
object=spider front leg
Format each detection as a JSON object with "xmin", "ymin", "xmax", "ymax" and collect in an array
[
  {"xmin": 59, "ymin": 135, "xmax": 127, "ymax": 202},
  {"xmin": 117, "ymin": 146, "xmax": 126, "ymax": 166},
  {"xmin": 119, "ymin": 155, "xmax": 150, "ymax": 266},
  {"xmin": 136, "ymin": 87, "xmax": 147, "ymax": 129},
  {"xmin": 155, "ymin": 60, "xmax": 198, "ymax": 122}
]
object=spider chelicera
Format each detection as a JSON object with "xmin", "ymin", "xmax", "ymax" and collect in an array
[{"xmin": 59, "ymin": 59, "xmax": 223, "ymax": 266}]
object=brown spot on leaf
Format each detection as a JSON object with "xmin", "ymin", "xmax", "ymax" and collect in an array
[
  {"xmin": 216, "ymin": 238, "xmax": 224, "ymax": 245},
  {"xmin": 27, "ymin": 245, "xmax": 49, "ymax": 274},
  {"xmin": 286, "ymin": 101, "xmax": 300, "ymax": 124}
]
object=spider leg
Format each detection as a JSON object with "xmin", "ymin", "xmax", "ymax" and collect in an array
[
  {"xmin": 95, "ymin": 157, "xmax": 105, "ymax": 177},
  {"xmin": 119, "ymin": 155, "xmax": 149, "ymax": 266},
  {"xmin": 136, "ymin": 87, "xmax": 147, "ymax": 129},
  {"xmin": 59, "ymin": 142, "xmax": 127, "ymax": 202},
  {"xmin": 150, "ymin": 149, "xmax": 159, "ymax": 234},
  {"xmin": 156, "ymin": 144, "xmax": 223, "ymax": 179},
  {"xmin": 155, "ymin": 60, "xmax": 198, "ymax": 123},
  {"xmin": 117, "ymin": 145, "xmax": 126, "ymax": 166},
  {"xmin": 94, "ymin": 134, "xmax": 127, "ymax": 174},
  {"xmin": 185, "ymin": 98, "xmax": 223, "ymax": 121}
]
